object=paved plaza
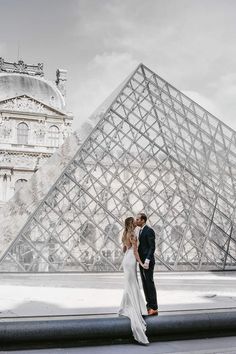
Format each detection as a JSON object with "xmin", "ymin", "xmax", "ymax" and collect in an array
[
  {"xmin": 1, "ymin": 271, "xmax": 236, "ymax": 353},
  {"xmin": 0, "ymin": 271, "xmax": 236, "ymax": 318}
]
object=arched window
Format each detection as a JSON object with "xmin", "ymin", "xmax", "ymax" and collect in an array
[
  {"xmin": 17, "ymin": 122, "xmax": 29, "ymax": 144},
  {"xmin": 15, "ymin": 178, "xmax": 27, "ymax": 192},
  {"xmin": 49, "ymin": 125, "xmax": 59, "ymax": 147}
]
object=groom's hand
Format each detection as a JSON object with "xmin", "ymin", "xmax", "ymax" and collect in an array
[{"xmin": 143, "ymin": 259, "xmax": 150, "ymax": 269}]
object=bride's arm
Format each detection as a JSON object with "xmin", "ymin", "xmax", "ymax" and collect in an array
[{"xmin": 130, "ymin": 234, "xmax": 144, "ymax": 267}]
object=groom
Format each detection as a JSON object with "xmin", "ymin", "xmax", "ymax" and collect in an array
[{"xmin": 136, "ymin": 213, "xmax": 158, "ymax": 316}]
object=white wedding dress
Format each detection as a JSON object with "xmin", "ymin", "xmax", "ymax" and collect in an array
[{"xmin": 118, "ymin": 246, "xmax": 149, "ymax": 344}]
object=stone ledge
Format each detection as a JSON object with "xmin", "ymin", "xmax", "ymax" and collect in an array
[{"xmin": 1, "ymin": 310, "xmax": 236, "ymax": 350}]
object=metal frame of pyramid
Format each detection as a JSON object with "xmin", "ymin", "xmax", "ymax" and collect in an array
[{"xmin": 0, "ymin": 63, "xmax": 236, "ymax": 272}]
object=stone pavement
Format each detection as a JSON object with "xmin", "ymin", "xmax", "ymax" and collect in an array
[{"xmin": 0, "ymin": 271, "xmax": 236, "ymax": 318}]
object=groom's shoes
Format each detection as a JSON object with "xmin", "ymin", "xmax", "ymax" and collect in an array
[{"xmin": 148, "ymin": 308, "xmax": 158, "ymax": 316}]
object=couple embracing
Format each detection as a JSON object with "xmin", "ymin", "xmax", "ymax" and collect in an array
[{"xmin": 118, "ymin": 213, "xmax": 158, "ymax": 345}]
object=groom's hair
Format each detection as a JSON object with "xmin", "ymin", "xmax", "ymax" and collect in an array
[{"xmin": 139, "ymin": 213, "xmax": 147, "ymax": 223}]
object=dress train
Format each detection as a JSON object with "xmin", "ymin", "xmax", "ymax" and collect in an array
[{"xmin": 118, "ymin": 247, "xmax": 149, "ymax": 344}]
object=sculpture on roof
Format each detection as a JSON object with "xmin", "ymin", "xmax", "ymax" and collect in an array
[{"xmin": 0, "ymin": 57, "xmax": 44, "ymax": 77}]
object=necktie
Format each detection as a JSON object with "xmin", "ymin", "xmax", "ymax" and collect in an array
[{"xmin": 139, "ymin": 228, "xmax": 142, "ymax": 239}]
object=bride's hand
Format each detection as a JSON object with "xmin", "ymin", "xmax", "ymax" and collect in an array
[
  {"xmin": 142, "ymin": 262, "xmax": 149, "ymax": 269},
  {"xmin": 137, "ymin": 260, "xmax": 144, "ymax": 267}
]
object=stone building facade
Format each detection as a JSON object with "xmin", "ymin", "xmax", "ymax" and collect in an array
[{"xmin": 0, "ymin": 58, "xmax": 73, "ymax": 207}]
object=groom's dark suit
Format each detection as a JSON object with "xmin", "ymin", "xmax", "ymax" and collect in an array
[{"xmin": 138, "ymin": 224, "xmax": 158, "ymax": 311}]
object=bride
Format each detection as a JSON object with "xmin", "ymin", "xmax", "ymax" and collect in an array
[{"xmin": 118, "ymin": 216, "xmax": 149, "ymax": 345}]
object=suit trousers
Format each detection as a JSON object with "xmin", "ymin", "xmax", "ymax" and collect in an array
[{"xmin": 139, "ymin": 262, "xmax": 158, "ymax": 310}]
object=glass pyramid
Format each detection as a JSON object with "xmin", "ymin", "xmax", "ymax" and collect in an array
[{"xmin": 0, "ymin": 63, "xmax": 236, "ymax": 272}]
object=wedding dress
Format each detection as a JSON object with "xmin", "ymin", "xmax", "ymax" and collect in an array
[{"xmin": 118, "ymin": 245, "xmax": 149, "ymax": 344}]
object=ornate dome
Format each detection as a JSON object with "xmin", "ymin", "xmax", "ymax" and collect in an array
[{"xmin": 0, "ymin": 73, "xmax": 65, "ymax": 111}]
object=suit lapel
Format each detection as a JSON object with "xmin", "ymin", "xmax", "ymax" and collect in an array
[{"xmin": 140, "ymin": 225, "xmax": 147, "ymax": 240}]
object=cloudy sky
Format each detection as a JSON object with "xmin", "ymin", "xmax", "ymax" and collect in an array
[{"xmin": 0, "ymin": 0, "xmax": 236, "ymax": 131}]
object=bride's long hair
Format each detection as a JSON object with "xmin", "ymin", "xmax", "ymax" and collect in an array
[{"xmin": 122, "ymin": 217, "xmax": 134, "ymax": 245}]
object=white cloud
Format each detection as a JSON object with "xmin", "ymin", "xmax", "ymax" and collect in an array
[
  {"xmin": 183, "ymin": 86, "xmax": 236, "ymax": 132},
  {"xmin": 65, "ymin": 0, "xmax": 236, "ymax": 133},
  {"xmin": 201, "ymin": 74, "xmax": 236, "ymax": 130},
  {"xmin": 183, "ymin": 90, "xmax": 221, "ymax": 118},
  {"xmin": 70, "ymin": 52, "xmax": 139, "ymax": 130}
]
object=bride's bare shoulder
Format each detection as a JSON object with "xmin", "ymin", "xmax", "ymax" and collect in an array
[{"xmin": 130, "ymin": 233, "xmax": 137, "ymax": 243}]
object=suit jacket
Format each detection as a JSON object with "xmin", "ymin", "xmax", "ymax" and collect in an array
[{"xmin": 138, "ymin": 225, "xmax": 156, "ymax": 263}]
